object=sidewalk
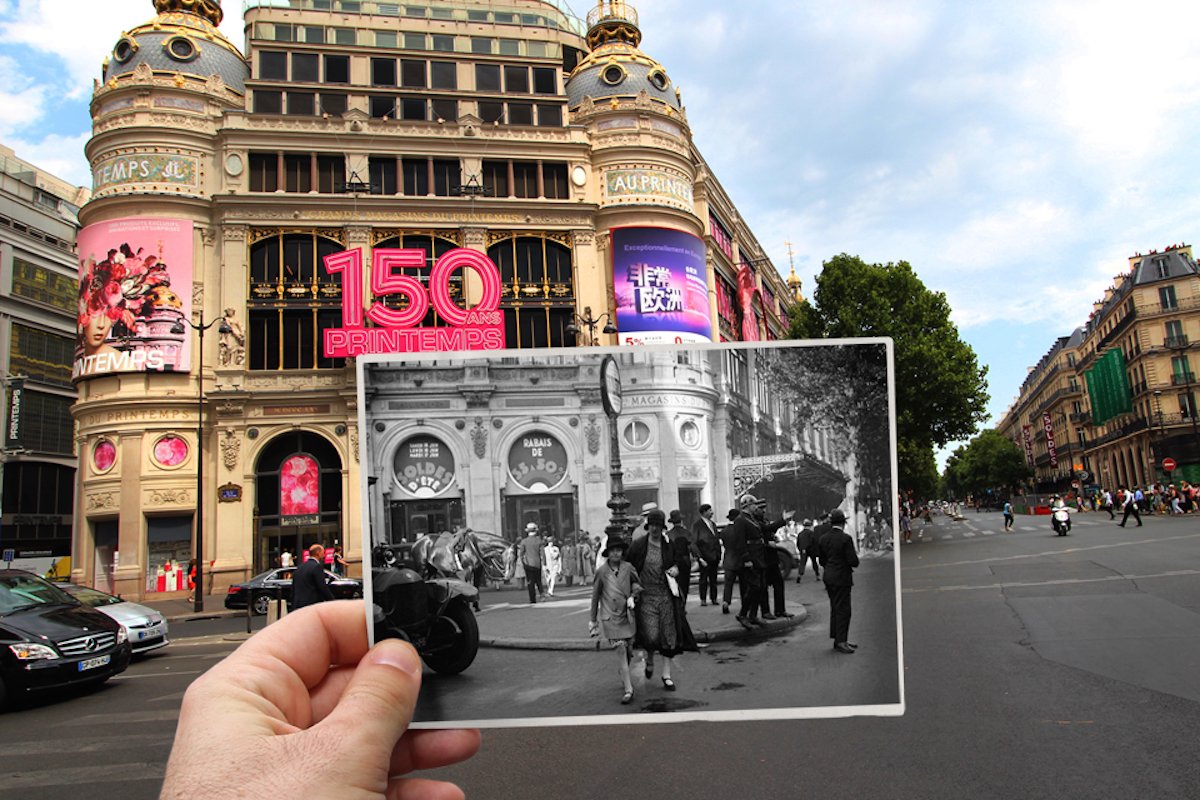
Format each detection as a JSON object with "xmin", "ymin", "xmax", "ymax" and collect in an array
[
  {"xmin": 140, "ymin": 596, "xmax": 243, "ymax": 624},
  {"xmin": 471, "ymin": 582, "xmax": 807, "ymax": 650}
]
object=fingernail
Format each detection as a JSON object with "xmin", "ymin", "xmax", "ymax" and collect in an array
[{"xmin": 369, "ymin": 641, "xmax": 422, "ymax": 676}]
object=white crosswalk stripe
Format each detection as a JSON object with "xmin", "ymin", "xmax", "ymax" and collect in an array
[{"xmin": 962, "ymin": 531, "xmax": 976, "ymax": 538}]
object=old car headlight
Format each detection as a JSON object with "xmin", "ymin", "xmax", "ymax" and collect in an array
[{"xmin": 9, "ymin": 642, "xmax": 60, "ymax": 661}]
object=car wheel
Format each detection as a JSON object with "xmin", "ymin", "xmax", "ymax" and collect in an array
[
  {"xmin": 252, "ymin": 593, "xmax": 271, "ymax": 616},
  {"xmin": 421, "ymin": 600, "xmax": 480, "ymax": 676}
]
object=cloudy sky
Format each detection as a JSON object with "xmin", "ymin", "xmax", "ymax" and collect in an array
[{"xmin": 3, "ymin": 0, "xmax": 1199, "ymax": 459}]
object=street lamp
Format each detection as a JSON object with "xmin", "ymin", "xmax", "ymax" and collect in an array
[
  {"xmin": 565, "ymin": 306, "xmax": 617, "ymax": 346},
  {"xmin": 599, "ymin": 355, "xmax": 631, "ymax": 543},
  {"xmin": 172, "ymin": 312, "xmax": 232, "ymax": 613}
]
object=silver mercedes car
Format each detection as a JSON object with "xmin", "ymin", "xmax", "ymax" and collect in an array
[{"xmin": 55, "ymin": 584, "xmax": 170, "ymax": 655}]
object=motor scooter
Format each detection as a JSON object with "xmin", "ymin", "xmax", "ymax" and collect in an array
[
  {"xmin": 371, "ymin": 545, "xmax": 480, "ymax": 675},
  {"xmin": 1051, "ymin": 505, "xmax": 1072, "ymax": 536}
]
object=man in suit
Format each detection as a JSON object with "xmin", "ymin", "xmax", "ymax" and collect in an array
[
  {"xmin": 755, "ymin": 499, "xmax": 793, "ymax": 619},
  {"xmin": 692, "ymin": 504, "xmax": 722, "ymax": 606},
  {"xmin": 731, "ymin": 494, "xmax": 769, "ymax": 629},
  {"xmin": 665, "ymin": 510, "xmax": 696, "ymax": 601},
  {"xmin": 818, "ymin": 509, "xmax": 860, "ymax": 653},
  {"xmin": 519, "ymin": 522, "xmax": 546, "ymax": 603},
  {"xmin": 292, "ymin": 544, "xmax": 335, "ymax": 610},
  {"xmin": 719, "ymin": 508, "xmax": 742, "ymax": 614}
]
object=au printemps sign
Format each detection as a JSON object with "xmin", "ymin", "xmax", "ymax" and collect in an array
[{"xmin": 321, "ymin": 247, "xmax": 506, "ymax": 357}]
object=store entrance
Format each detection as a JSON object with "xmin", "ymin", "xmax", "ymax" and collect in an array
[
  {"xmin": 387, "ymin": 498, "xmax": 464, "ymax": 542},
  {"xmin": 255, "ymin": 522, "xmax": 343, "ymax": 574},
  {"xmin": 502, "ymin": 493, "xmax": 577, "ymax": 544}
]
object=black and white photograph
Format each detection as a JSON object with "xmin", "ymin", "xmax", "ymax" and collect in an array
[{"xmin": 357, "ymin": 338, "xmax": 903, "ymax": 727}]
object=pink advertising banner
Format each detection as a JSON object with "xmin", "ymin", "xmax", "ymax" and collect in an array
[{"xmin": 73, "ymin": 217, "xmax": 193, "ymax": 380}]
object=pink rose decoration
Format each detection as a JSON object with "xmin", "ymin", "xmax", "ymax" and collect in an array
[
  {"xmin": 94, "ymin": 441, "xmax": 116, "ymax": 472},
  {"xmin": 281, "ymin": 455, "xmax": 319, "ymax": 515},
  {"xmin": 154, "ymin": 435, "xmax": 188, "ymax": 467}
]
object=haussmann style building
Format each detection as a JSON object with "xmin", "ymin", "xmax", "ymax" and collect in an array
[{"xmin": 72, "ymin": 0, "xmax": 808, "ymax": 601}]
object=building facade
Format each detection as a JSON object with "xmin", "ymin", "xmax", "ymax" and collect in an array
[
  {"xmin": 0, "ymin": 144, "xmax": 90, "ymax": 578},
  {"xmin": 998, "ymin": 244, "xmax": 1200, "ymax": 494},
  {"xmin": 73, "ymin": 0, "xmax": 801, "ymax": 600}
]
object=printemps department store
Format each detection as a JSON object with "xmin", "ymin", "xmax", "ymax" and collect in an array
[{"xmin": 73, "ymin": 0, "xmax": 805, "ymax": 601}]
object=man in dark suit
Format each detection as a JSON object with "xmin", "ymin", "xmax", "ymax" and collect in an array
[
  {"xmin": 292, "ymin": 544, "xmax": 335, "ymax": 610},
  {"xmin": 665, "ymin": 510, "xmax": 696, "ymax": 601},
  {"xmin": 818, "ymin": 509, "xmax": 860, "ymax": 653},
  {"xmin": 755, "ymin": 499, "xmax": 793, "ymax": 619},
  {"xmin": 719, "ymin": 508, "xmax": 742, "ymax": 614},
  {"xmin": 692, "ymin": 504, "xmax": 722, "ymax": 606}
]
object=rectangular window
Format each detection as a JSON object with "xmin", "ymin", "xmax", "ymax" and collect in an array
[
  {"xmin": 378, "ymin": 2, "xmax": 400, "ymax": 14},
  {"xmin": 467, "ymin": 9, "xmax": 489, "ymax": 21},
  {"xmin": 260, "ymin": 50, "xmax": 287, "ymax": 80},
  {"xmin": 498, "ymin": 39, "xmax": 520, "ymax": 56},
  {"xmin": 507, "ymin": 102, "xmax": 533, "ymax": 125},
  {"xmin": 370, "ymin": 96, "xmax": 395, "ymax": 118},
  {"xmin": 402, "ymin": 157, "xmax": 429, "ymax": 195},
  {"xmin": 15, "ymin": 391, "xmax": 74, "ymax": 455},
  {"xmin": 1155, "ymin": 257, "xmax": 1170, "ymax": 278},
  {"xmin": 316, "ymin": 155, "xmax": 342, "ymax": 193},
  {"xmin": 283, "ymin": 154, "xmax": 312, "ymax": 192},
  {"xmin": 274, "ymin": 23, "xmax": 295, "ymax": 42},
  {"xmin": 478, "ymin": 100, "xmax": 503, "ymax": 123},
  {"xmin": 376, "ymin": 31, "xmax": 398, "ymax": 49},
  {"xmin": 319, "ymin": 93, "xmax": 347, "ymax": 117},
  {"xmin": 286, "ymin": 91, "xmax": 315, "ymax": 115},
  {"xmin": 372, "ymin": 57, "xmax": 396, "ymax": 86},
  {"xmin": 431, "ymin": 159, "xmax": 459, "ymax": 196},
  {"xmin": 400, "ymin": 97, "xmax": 426, "ymax": 120},
  {"xmin": 543, "ymin": 162, "xmax": 568, "ymax": 199},
  {"xmin": 475, "ymin": 63, "xmax": 501, "ymax": 91},
  {"xmin": 249, "ymin": 152, "xmax": 278, "ymax": 191},
  {"xmin": 333, "ymin": 28, "xmax": 356, "ymax": 45},
  {"xmin": 9, "ymin": 323, "xmax": 74, "ymax": 386},
  {"xmin": 368, "ymin": 156, "xmax": 397, "ymax": 195},
  {"xmin": 430, "ymin": 61, "xmax": 456, "ymax": 89},
  {"xmin": 533, "ymin": 67, "xmax": 556, "ymax": 94},
  {"xmin": 303, "ymin": 26, "xmax": 325, "ymax": 44},
  {"xmin": 401, "ymin": 59, "xmax": 426, "ymax": 88},
  {"xmin": 431, "ymin": 7, "xmax": 452, "ymax": 19},
  {"xmin": 10, "ymin": 259, "xmax": 76, "ymax": 315},
  {"xmin": 482, "ymin": 159, "xmax": 508, "ymax": 196},
  {"xmin": 404, "ymin": 33, "xmax": 426, "ymax": 50},
  {"xmin": 292, "ymin": 52, "xmax": 319, "ymax": 81},
  {"xmin": 324, "ymin": 54, "xmax": 349, "ymax": 83},
  {"xmin": 431, "ymin": 98, "xmax": 457, "ymax": 122},
  {"xmin": 253, "ymin": 90, "xmax": 282, "ymax": 114},
  {"xmin": 536, "ymin": 104, "xmax": 562, "ymax": 126},
  {"xmin": 1160, "ymin": 285, "xmax": 1178, "ymax": 310},
  {"xmin": 249, "ymin": 310, "xmax": 280, "ymax": 370},
  {"xmin": 471, "ymin": 38, "xmax": 494, "ymax": 54},
  {"xmin": 504, "ymin": 66, "xmax": 529, "ymax": 93},
  {"xmin": 512, "ymin": 161, "xmax": 537, "ymax": 198},
  {"xmin": 431, "ymin": 34, "xmax": 454, "ymax": 51}
]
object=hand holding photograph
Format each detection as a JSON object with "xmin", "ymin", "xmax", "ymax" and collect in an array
[{"xmin": 357, "ymin": 338, "xmax": 903, "ymax": 728}]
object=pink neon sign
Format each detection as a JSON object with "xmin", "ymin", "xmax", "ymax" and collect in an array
[{"xmin": 322, "ymin": 247, "xmax": 506, "ymax": 357}]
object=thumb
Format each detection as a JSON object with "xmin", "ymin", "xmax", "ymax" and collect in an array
[{"xmin": 319, "ymin": 639, "xmax": 423, "ymax": 770}]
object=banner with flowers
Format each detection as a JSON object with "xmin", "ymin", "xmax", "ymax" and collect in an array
[{"xmin": 73, "ymin": 217, "xmax": 194, "ymax": 380}]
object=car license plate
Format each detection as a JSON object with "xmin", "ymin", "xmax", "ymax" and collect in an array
[
  {"xmin": 138, "ymin": 625, "xmax": 161, "ymax": 640},
  {"xmin": 78, "ymin": 655, "xmax": 111, "ymax": 672}
]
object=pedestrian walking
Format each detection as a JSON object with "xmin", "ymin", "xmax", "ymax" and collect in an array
[
  {"xmin": 754, "ymin": 498, "xmax": 793, "ymax": 619},
  {"xmin": 795, "ymin": 519, "xmax": 821, "ymax": 582},
  {"xmin": 720, "ymin": 508, "xmax": 741, "ymax": 613},
  {"xmin": 665, "ymin": 510, "xmax": 696, "ymax": 601},
  {"xmin": 279, "ymin": 548, "xmax": 294, "ymax": 568},
  {"xmin": 292, "ymin": 544, "xmax": 335, "ymax": 610},
  {"xmin": 1003, "ymin": 500, "xmax": 1014, "ymax": 532},
  {"xmin": 1103, "ymin": 488, "xmax": 1115, "ymax": 519},
  {"xmin": 625, "ymin": 509, "xmax": 696, "ymax": 691},
  {"xmin": 543, "ymin": 536, "xmax": 561, "ymax": 597},
  {"xmin": 692, "ymin": 504, "xmax": 722, "ymax": 606},
  {"xmin": 331, "ymin": 545, "xmax": 348, "ymax": 576},
  {"xmin": 817, "ymin": 510, "xmax": 859, "ymax": 654},
  {"xmin": 519, "ymin": 523, "xmax": 545, "ymax": 603},
  {"xmin": 1118, "ymin": 485, "xmax": 1143, "ymax": 527},
  {"xmin": 588, "ymin": 535, "xmax": 642, "ymax": 705}
]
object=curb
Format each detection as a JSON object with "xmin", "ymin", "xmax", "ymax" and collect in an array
[
  {"xmin": 480, "ymin": 604, "xmax": 807, "ymax": 651},
  {"xmin": 163, "ymin": 610, "xmax": 243, "ymax": 624}
]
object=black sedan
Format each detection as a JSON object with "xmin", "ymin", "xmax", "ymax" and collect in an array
[
  {"xmin": 224, "ymin": 567, "xmax": 363, "ymax": 615},
  {"xmin": 1, "ymin": 569, "xmax": 132, "ymax": 711}
]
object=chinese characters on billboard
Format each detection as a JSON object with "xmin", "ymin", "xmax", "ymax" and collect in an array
[
  {"xmin": 611, "ymin": 227, "xmax": 712, "ymax": 345},
  {"xmin": 73, "ymin": 217, "xmax": 193, "ymax": 380}
]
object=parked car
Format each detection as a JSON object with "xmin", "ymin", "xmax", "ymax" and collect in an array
[
  {"xmin": 55, "ymin": 583, "xmax": 169, "ymax": 655},
  {"xmin": 224, "ymin": 567, "xmax": 363, "ymax": 615},
  {"xmin": 0, "ymin": 569, "xmax": 132, "ymax": 711}
]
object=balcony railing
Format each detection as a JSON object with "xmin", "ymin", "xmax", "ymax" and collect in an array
[
  {"xmin": 1171, "ymin": 371, "xmax": 1196, "ymax": 387},
  {"xmin": 1095, "ymin": 308, "xmax": 1138, "ymax": 351},
  {"xmin": 1164, "ymin": 335, "xmax": 1191, "ymax": 350}
]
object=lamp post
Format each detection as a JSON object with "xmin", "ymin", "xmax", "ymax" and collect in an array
[
  {"xmin": 599, "ymin": 355, "xmax": 631, "ymax": 542},
  {"xmin": 565, "ymin": 306, "xmax": 617, "ymax": 346},
  {"xmin": 172, "ymin": 312, "xmax": 232, "ymax": 613}
]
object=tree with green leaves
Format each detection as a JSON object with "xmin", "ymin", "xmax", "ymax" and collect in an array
[
  {"xmin": 789, "ymin": 254, "xmax": 989, "ymax": 494},
  {"xmin": 943, "ymin": 429, "xmax": 1031, "ymax": 499}
]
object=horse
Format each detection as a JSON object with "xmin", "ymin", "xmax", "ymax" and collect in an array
[{"xmin": 410, "ymin": 530, "xmax": 510, "ymax": 588}]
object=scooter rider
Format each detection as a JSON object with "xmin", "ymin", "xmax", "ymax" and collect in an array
[{"xmin": 1050, "ymin": 495, "xmax": 1072, "ymax": 536}]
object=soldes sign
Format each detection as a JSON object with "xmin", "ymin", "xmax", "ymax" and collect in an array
[{"xmin": 322, "ymin": 247, "xmax": 506, "ymax": 357}]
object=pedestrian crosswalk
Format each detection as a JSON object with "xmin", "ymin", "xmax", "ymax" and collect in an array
[{"xmin": 902, "ymin": 515, "xmax": 1133, "ymax": 545}]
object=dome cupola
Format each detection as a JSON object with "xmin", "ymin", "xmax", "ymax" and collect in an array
[{"xmin": 567, "ymin": 1, "xmax": 679, "ymax": 111}]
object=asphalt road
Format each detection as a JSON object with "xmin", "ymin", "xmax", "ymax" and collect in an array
[{"xmin": 3, "ymin": 510, "xmax": 1199, "ymax": 799}]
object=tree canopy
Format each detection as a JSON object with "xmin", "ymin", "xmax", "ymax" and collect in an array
[
  {"xmin": 942, "ymin": 429, "xmax": 1031, "ymax": 498},
  {"xmin": 789, "ymin": 254, "xmax": 989, "ymax": 493}
]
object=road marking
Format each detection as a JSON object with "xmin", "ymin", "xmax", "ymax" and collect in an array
[
  {"xmin": 904, "ymin": 569, "xmax": 1200, "ymax": 593},
  {"xmin": 905, "ymin": 531, "xmax": 1200, "ymax": 570},
  {"xmin": 0, "ymin": 733, "xmax": 169, "ymax": 757},
  {"xmin": 940, "ymin": 535, "xmax": 954, "ymax": 540},
  {"xmin": 983, "ymin": 531, "xmax": 996, "ymax": 536},
  {"xmin": 0, "ymin": 763, "xmax": 164, "ymax": 790},
  {"xmin": 62, "ymin": 710, "xmax": 180, "ymax": 726},
  {"xmin": 962, "ymin": 531, "xmax": 976, "ymax": 538},
  {"xmin": 111, "ymin": 670, "xmax": 202, "ymax": 681}
]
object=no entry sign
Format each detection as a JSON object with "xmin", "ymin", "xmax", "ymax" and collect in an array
[{"xmin": 1162, "ymin": 457, "xmax": 1177, "ymax": 472}]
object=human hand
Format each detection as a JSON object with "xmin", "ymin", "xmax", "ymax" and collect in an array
[
  {"xmin": 783, "ymin": 510, "xmax": 795, "ymax": 521},
  {"xmin": 161, "ymin": 600, "xmax": 480, "ymax": 800},
  {"xmin": 666, "ymin": 566, "xmax": 679, "ymax": 577},
  {"xmin": 626, "ymin": 595, "xmax": 636, "ymax": 609}
]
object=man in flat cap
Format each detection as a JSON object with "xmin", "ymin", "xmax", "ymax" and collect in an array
[{"xmin": 818, "ymin": 508, "xmax": 860, "ymax": 653}]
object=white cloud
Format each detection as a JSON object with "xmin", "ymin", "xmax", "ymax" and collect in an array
[{"xmin": 0, "ymin": 54, "xmax": 47, "ymax": 136}]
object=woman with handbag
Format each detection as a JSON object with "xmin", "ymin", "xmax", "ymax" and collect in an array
[
  {"xmin": 625, "ymin": 509, "xmax": 696, "ymax": 691},
  {"xmin": 589, "ymin": 535, "xmax": 642, "ymax": 704}
]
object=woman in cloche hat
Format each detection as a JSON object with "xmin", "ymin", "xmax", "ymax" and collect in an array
[{"xmin": 589, "ymin": 535, "xmax": 642, "ymax": 704}]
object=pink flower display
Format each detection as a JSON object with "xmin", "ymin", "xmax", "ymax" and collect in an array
[
  {"xmin": 154, "ymin": 435, "xmax": 189, "ymax": 467},
  {"xmin": 281, "ymin": 454, "xmax": 319, "ymax": 516},
  {"xmin": 94, "ymin": 440, "xmax": 117, "ymax": 472}
]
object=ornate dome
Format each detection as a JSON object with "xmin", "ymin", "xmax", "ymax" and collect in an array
[
  {"xmin": 103, "ymin": 0, "xmax": 247, "ymax": 94},
  {"xmin": 566, "ymin": 2, "xmax": 680, "ymax": 110}
]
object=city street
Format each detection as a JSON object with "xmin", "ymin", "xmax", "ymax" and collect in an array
[{"xmin": 3, "ymin": 511, "xmax": 1199, "ymax": 798}]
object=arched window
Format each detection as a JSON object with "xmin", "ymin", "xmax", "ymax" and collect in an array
[
  {"xmin": 373, "ymin": 232, "xmax": 462, "ymax": 328},
  {"xmin": 487, "ymin": 233, "xmax": 575, "ymax": 348}
]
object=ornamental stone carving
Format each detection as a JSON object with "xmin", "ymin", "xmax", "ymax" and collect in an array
[
  {"xmin": 350, "ymin": 428, "xmax": 359, "ymax": 463},
  {"xmin": 218, "ymin": 308, "xmax": 245, "ymax": 366},
  {"xmin": 220, "ymin": 429, "xmax": 240, "ymax": 470},
  {"xmin": 470, "ymin": 418, "xmax": 488, "ymax": 458},
  {"xmin": 147, "ymin": 488, "xmax": 192, "ymax": 506},
  {"xmin": 462, "ymin": 227, "xmax": 486, "ymax": 248},
  {"xmin": 346, "ymin": 226, "xmax": 371, "ymax": 246},
  {"xmin": 572, "ymin": 230, "xmax": 595, "ymax": 248},
  {"xmin": 223, "ymin": 225, "xmax": 247, "ymax": 243},
  {"xmin": 585, "ymin": 416, "xmax": 601, "ymax": 456},
  {"xmin": 199, "ymin": 226, "xmax": 216, "ymax": 247},
  {"xmin": 87, "ymin": 492, "xmax": 118, "ymax": 511}
]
